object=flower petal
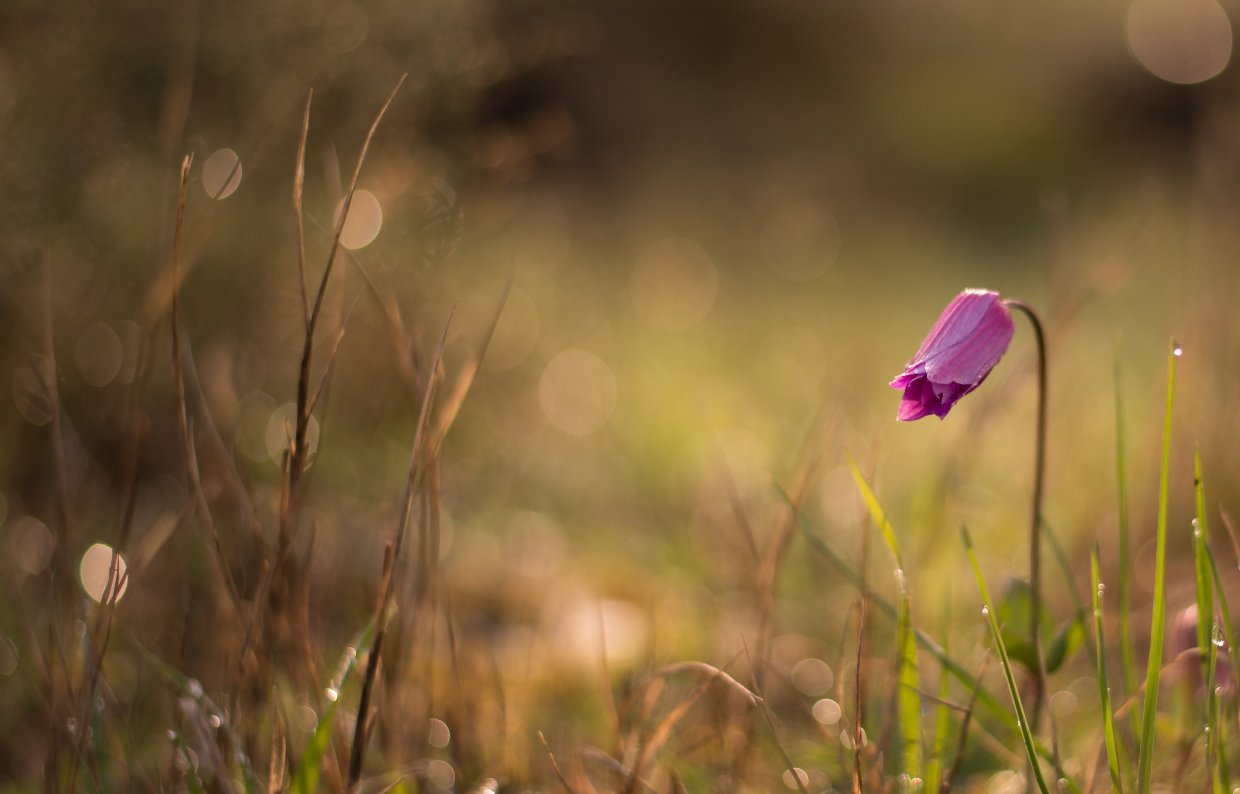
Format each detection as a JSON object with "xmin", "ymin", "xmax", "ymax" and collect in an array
[
  {"xmin": 922, "ymin": 297, "xmax": 1014, "ymax": 386},
  {"xmin": 890, "ymin": 288, "xmax": 1015, "ymax": 421}
]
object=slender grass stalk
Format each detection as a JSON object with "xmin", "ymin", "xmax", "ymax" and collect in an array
[
  {"xmin": 1091, "ymin": 545, "xmax": 1123, "ymax": 793},
  {"xmin": 1003, "ymin": 299, "xmax": 1049, "ymax": 735},
  {"xmin": 1192, "ymin": 452, "xmax": 1218, "ymax": 791},
  {"xmin": 845, "ymin": 453, "xmax": 922, "ymax": 785},
  {"xmin": 1114, "ymin": 356, "xmax": 1140, "ymax": 742},
  {"xmin": 961, "ymin": 525, "xmax": 1050, "ymax": 794},
  {"xmin": 1205, "ymin": 542, "xmax": 1238, "ymax": 789},
  {"xmin": 1204, "ymin": 544, "xmax": 1239, "ymax": 689},
  {"xmin": 1136, "ymin": 340, "xmax": 1180, "ymax": 794},
  {"xmin": 1204, "ymin": 622, "xmax": 1219, "ymax": 794}
]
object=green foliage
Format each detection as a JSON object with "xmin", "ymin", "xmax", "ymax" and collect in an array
[
  {"xmin": 291, "ymin": 620, "xmax": 373, "ymax": 794},
  {"xmin": 995, "ymin": 578, "xmax": 1083, "ymax": 675},
  {"xmin": 961, "ymin": 526, "xmax": 1050, "ymax": 794},
  {"xmin": 1091, "ymin": 546, "xmax": 1123, "ymax": 794},
  {"xmin": 1137, "ymin": 341, "xmax": 1179, "ymax": 794}
]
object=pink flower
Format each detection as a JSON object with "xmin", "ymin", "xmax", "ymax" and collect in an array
[{"xmin": 890, "ymin": 289, "xmax": 1015, "ymax": 421}]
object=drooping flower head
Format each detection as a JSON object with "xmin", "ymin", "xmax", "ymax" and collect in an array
[{"xmin": 890, "ymin": 289, "xmax": 1015, "ymax": 421}]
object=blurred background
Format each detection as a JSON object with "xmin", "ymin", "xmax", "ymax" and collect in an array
[{"xmin": 1, "ymin": 0, "xmax": 1239, "ymax": 789}]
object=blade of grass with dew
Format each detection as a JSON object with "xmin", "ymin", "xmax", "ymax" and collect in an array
[
  {"xmin": 1192, "ymin": 451, "xmax": 1218, "ymax": 790},
  {"xmin": 1205, "ymin": 542, "xmax": 1238, "ymax": 789},
  {"xmin": 1091, "ymin": 545, "xmax": 1123, "ymax": 793},
  {"xmin": 292, "ymin": 618, "xmax": 375, "ymax": 794},
  {"xmin": 1115, "ymin": 355, "xmax": 1140, "ymax": 743},
  {"xmin": 961, "ymin": 525, "xmax": 1051, "ymax": 794},
  {"xmin": 786, "ymin": 489, "xmax": 1080, "ymax": 791},
  {"xmin": 794, "ymin": 497, "xmax": 1011, "ymax": 728},
  {"xmin": 1205, "ymin": 615, "xmax": 1220, "ymax": 794},
  {"xmin": 1136, "ymin": 340, "xmax": 1179, "ymax": 794},
  {"xmin": 845, "ymin": 452, "xmax": 922, "ymax": 784},
  {"xmin": 1193, "ymin": 452, "xmax": 1214, "ymax": 678}
]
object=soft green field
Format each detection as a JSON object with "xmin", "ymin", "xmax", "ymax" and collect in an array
[{"xmin": 1, "ymin": 1, "xmax": 1238, "ymax": 791}]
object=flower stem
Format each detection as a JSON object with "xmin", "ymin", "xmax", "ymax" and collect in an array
[{"xmin": 1004, "ymin": 299, "xmax": 1048, "ymax": 738}]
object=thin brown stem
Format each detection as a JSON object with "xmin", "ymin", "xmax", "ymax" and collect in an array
[{"xmin": 347, "ymin": 542, "xmax": 394, "ymax": 790}]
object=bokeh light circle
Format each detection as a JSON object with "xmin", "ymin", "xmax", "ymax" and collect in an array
[
  {"xmin": 10, "ymin": 516, "xmax": 55, "ymax": 575},
  {"xmin": 202, "ymin": 148, "xmax": 243, "ymax": 199},
  {"xmin": 79, "ymin": 542, "xmax": 129, "ymax": 603},
  {"xmin": 1126, "ymin": 0, "xmax": 1232, "ymax": 84},
  {"xmin": 630, "ymin": 238, "xmax": 718, "ymax": 331},
  {"xmin": 538, "ymin": 349, "xmax": 617, "ymax": 436},
  {"xmin": 335, "ymin": 189, "xmax": 384, "ymax": 250},
  {"xmin": 75, "ymin": 322, "xmax": 124, "ymax": 387}
]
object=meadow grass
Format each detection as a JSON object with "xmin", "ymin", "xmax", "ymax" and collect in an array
[{"xmin": 4, "ymin": 72, "xmax": 1240, "ymax": 794}]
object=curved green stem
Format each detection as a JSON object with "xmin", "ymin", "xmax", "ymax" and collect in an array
[{"xmin": 1004, "ymin": 299, "xmax": 1048, "ymax": 737}]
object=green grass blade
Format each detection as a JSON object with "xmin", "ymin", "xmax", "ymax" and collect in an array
[
  {"xmin": 1204, "ymin": 543, "xmax": 1238, "ymax": 689},
  {"xmin": 961, "ymin": 525, "xmax": 1051, "ymax": 794},
  {"xmin": 844, "ymin": 452, "xmax": 920, "ymax": 781},
  {"xmin": 788, "ymin": 493, "xmax": 1080, "ymax": 791},
  {"xmin": 1192, "ymin": 451, "xmax": 1218, "ymax": 790},
  {"xmin": 1193, "ymin": 452, "xmax": 1214, "ymax": 677},
  {"xmin": 291, "ymin": 619, "xmax": 376, "ymax": 794},
  {"xmin": 795, "ymin": 511, "xmax": 1005, "ymax": 716},
  {"xmin": 1136, "ymin": 340, "xmax": 1179, "ymax": 794},
  {"xmin": 845, "ymin": 451, "xmax": 903, "ymax": 569},
  {"xmin": 1115, "ymin": 354, "xmax": 1140, "ymax": 742},
  {"xmin": 1091, "ymin": 545, "xmax": 1123, "ymax": 793},
  {"xmin": 1205, "ymin": 542, "xmax": 1238, "ymax": 789}
]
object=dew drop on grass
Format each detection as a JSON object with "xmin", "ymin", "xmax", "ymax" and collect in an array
[
  {"xmin": 1212, "ymin": 622, "xmax": 1226, "ymax": 647},
  {"xmin": 325, "ymin": 687, "xmax": 339, "ymax": 703},
  {"xmin": 187, "ymin": 679, "xmax": 203, "ymax": 699},
  {"xmin": 166, "ymin": 730, "xmax": 178, "ymax": 741},
  {"xmin": 1173, "ymin": 343, "xmax": 1183, "ymax": 357},
  {"xmin": 208, "ymin": 714, "xmax": 222, "ymax": 729},
  {"xmin": 981, "ymin": 606, "xmax": 989, "ymax": 616}
]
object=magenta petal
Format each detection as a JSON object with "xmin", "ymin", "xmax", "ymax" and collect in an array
[
  {"xmin": 889, "ymin": 289, "xmax": 1015, "ymax": 422},
  {"xmin": 896, "ymin": 375, "xmax": 970, "ymax": 420}
]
